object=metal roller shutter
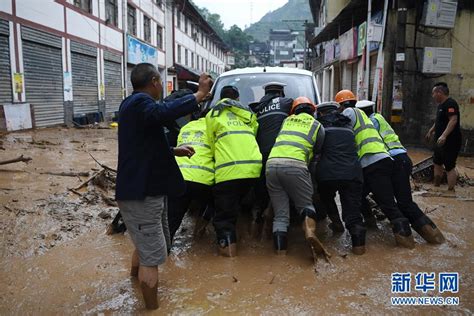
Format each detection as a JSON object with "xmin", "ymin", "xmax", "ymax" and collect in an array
[
  {"xmin": 71, "ymin": 41, "xmax": 98, "ymax": 115},
  {"xmin": 0, "ymin": 19, "xmax": 12, "ymax": 104},
  {"xmin": 22, "ymin": 27, "xmax": 64, "ymax": 127},
  {"xmin": 351, "ymin": 62, "xmax": 358, "ymax": 95},
  {"xmin": 104, "ymin": 51, "xmax": 122, "ymax": 116}
]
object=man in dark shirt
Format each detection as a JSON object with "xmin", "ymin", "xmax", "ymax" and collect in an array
[
  {"xmin": 116, "ymin": 63, "xmax": 212, "ymax": 309},
  {"xmin": 249, "ymin": 82, "xmax": 293, "ymax": 236},
  {"xmin": 425, "ymin": 82, "xmax": 462, "ymax": 191}
]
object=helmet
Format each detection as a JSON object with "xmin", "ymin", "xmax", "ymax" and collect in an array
[
  {"xmin": 220, "ymin": 85, "xmax": 240, "ymax": 100},
  {"xmin": 263, "ymin": 81, "xmax": 286, "ymax": 97},
  {"xmin": 290, "ymin": 96, "xmax": 316, "ymax": 115},
  {"xmin": 317, "ymin": 101, "xmax": 339, "ymax": 113},
  {"xmin": 335, "ymin": 90, "xmax": 357, "ymax": 104},
  {"xmin": 355, "ymin": 100, "xmax": 375, "ymax": 111}
]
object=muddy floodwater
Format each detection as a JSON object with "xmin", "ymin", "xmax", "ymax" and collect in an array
[{"xmin": 0, "ymin": 127, "xmax": 473, "ymax": 314}]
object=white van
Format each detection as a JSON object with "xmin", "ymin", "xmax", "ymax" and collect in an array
[{"xmin": 205, "ymin": 66, "xmax": 321, "ymax": 109}]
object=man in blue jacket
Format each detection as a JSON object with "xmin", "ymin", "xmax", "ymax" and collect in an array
[{"xmin": 115, "ymin": 63, "xmax": 212, "ymax": 309}]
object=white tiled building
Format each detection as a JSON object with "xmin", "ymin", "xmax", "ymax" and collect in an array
[{"xmin": 0, "ymin": 0, "xmax": 228, "ymax": 130}]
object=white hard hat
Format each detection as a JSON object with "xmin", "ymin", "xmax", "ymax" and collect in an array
[{"xmin": 355, "ymin": 100, "xmax": 375, "ymax": 109}]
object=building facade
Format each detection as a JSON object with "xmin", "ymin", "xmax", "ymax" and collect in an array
[
  {"xmin": 0, "ymin": 0, "xmax": 228, "ymax": 130},
  {"xmin": 309, "ymin": 0, "xmax": 474, "ymax": 154},
  {"xmin": 269, "ymin": 29, "xmax": 298, "ymax": 66}
]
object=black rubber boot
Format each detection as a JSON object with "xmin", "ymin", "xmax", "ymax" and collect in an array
[
  {"xmin": 217, "ymin": 231, "xmax": 237, "ymax": 257},
  {"xmin": 273, "ymin": 231, "xmax": 288, "ymax": 255},
  {"xmin": 412, "ymin": 215, "xmax": 445, "ymax": 244},
  {"xmin": 348, "ymin": 224, "xmax": 367, "ymax": 255},
  {"xmin": 392, "ymin": 218, "xmax": 415, "ymax": 249}
]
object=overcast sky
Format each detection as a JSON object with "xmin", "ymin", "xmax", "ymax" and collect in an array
[{"xmin": 192, "ymin": 0, "xmax": 289, "ymax": 30}]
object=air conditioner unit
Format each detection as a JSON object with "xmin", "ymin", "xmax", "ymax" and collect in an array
[
  {"xmin": 421, "ymin": 0, "xmax": 457, "ymax": 29},
  {"xmin": 422, "ymin": 47, "xmax": 452, "ymax": 73}
]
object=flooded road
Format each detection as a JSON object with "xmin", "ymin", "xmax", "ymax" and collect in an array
[{"xmin": 0, "ymin": 127, "xmax": 473, "ymax": 314}]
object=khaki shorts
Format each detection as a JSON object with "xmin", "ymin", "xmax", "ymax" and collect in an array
[{"xmin": 117, "ymin": 196, "xmax": 170, "ymax": 266}]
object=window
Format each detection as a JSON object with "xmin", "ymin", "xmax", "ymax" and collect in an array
[
  {"xmin": 144, "ymin": 16, "xmax": 151, "ymax": 43},
  {"xmin": 74, "ymin": 0, "xmax": 92, "ymax": 13},
  {"xmin": 177, "ymin": 45, "xmax": 182, "ymax": 63},
  {"xmin": 191, "ymin": 23, "xmax": 195, "ymax": 39},
  {"xmin": 191, "ymin": 52, "xmax": 194, "ymax": 68},
  {"xmin": 196, "ymin": 55, "xmax": 200, "ymax": 70},
  {"xmin": 177, "ymin": 10, "xmax": 181, "ymax": 28},
  {"xmin": 157, "ymin": 25, "xmax": 163, "ymax": 49},
  {"xmin": 105, "ymin": 0, "xmax": 118, "ymax": 27},
  {"xmin": 185, "ymin": 48, "xmax": 188, "ymax": 66},
  {"xmin": 154, "ymin": 0, "xmax": 163, "ymax": 9},
  {"xmin": 201, "ymin": 32, "xmax": 204, "ymax": 45},
  {"xmin": 127, "ymin": 5, "xmax": 136, "ymax": 36},
  {"xmin": 184, "ymin": 16, "xmax": 188, "ymax": 33}
]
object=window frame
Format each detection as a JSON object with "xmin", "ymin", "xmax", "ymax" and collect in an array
[
  {"xmin": 143, "ymin": 15, "xmax": 151, "ymax": 43},
  {"xmin": 127, "ymin": 4, "xmax": 137, "ymax": 36},
  {"xmin": 73, "ymin": 0, "xmax": 92, "ymax": 14}
]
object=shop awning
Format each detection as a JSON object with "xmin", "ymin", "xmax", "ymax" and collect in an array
[
  {"xmin": 309, "ymin": 0, "xmax": 367, "ymax": 47},
  {"xmin": 174, "ymin": 63, "xmax": 201, "ymax": 81}
]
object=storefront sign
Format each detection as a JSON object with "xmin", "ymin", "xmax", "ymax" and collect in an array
[
  {"xmin": 339, "ymin": 28, "xmax": 356, "ymax": 61},
  {"xmin": 14, "ymin": 73, "xmax": 23, "ymax": 93},
  {"xmin": 127, "ymin": 35, "xmax": 157, "ymax": 65},
  {"xmin": 324, "ymin": 40, "xmax": 335, "ymax": 64},
  {"xmin": 357, "ymin": 22, "xmax": 367, "ymax": 56}
]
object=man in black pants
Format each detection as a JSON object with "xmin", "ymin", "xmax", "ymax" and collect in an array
[
  {"xmin": 357, "ymin": 100, "xmax": 445, "ymax": 244},
  {"xmin": 249, "ymin": 82, "xmax": 293, "ymax": 236},
  {"xmin": 315, "ymin": 102, "xmax": 366, "ymax": 255},
  {"xmin": 426, "ymin": 82, "xmax": 462, "ymax": 191}
]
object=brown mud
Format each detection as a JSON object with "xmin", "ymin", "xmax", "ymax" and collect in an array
[{"xmin": 0, "ymin": 127, "xmax": 473, "ymax": 314}]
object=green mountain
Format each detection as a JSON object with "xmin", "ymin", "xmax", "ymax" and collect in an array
[{"xmin": 244, "ymin": 0, "xmax": 313, "ymax": 47}]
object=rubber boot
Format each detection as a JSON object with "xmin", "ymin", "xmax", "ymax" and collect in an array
[
  {"xmin": 217, "ymin": 231, "xmax": 237, "ymax": 257},
  {"xmin": 348, "ymin": 224, "xmax": 367, "ymax": 255},
  {"xmin": 301, "ymin": 210, "xmax": 325, "ymax": 255},
  {"xmin": 392, "ymin": 218, "xmax": 415, "ymax": 249},
  {"xmin": 273, "ymin": 231, "xmax": 288, "ymax": 255},
  {"xmin": 249, "ymin": 206, "xmax": 263, "ymax": 238},
  {"xmin": 140, "ymin": 281, "xmax": 158, "ymax": 309},
  {"xmin": 413, "ymin": 216, "xmax": 445, "ymax": 244}
]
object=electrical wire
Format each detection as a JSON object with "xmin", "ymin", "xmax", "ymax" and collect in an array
[{"xmin": 451, "ymin": 31, "xmax": 474, "ymax": 54}]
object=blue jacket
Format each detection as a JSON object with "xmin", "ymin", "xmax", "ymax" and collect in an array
[{"xmin": 115, "ymin": 92, "xmax": 198, "ymax": 200}]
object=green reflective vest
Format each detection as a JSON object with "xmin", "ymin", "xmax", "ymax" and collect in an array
[
  {"xmin": 268, "ymin": 112, "xmax": 321, "ymax": 163},
  {"xmin": 206, "ymin": 98, "xmax": 262, "ymax": 184},
  {"xmin": 175, "ymin": 118, "xmax": 215, "ymax": 186},
  {"xmin": 371, "ymin": 113, "xmax": 405, "ymax": 151},
  {"xmin": 352, "ymin": 108, "xmax": 388, "ymax": 159}
]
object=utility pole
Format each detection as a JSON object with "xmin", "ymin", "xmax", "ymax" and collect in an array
[{"xmin": 365, "ymin": 0, "xmax": 371, "ymax": 100}]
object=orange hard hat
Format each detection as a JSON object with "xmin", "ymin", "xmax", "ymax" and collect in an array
[
  {"xmin": 290, "ymin": 96, "xmax": 316, "ymax": 115},
  {"xmin": 335, "ymin": 90, "xmax": 357, "ymax": 104}
]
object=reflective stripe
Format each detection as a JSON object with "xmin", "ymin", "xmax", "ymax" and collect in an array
[
  {"xmin": 257, "ymin": 111, "xmax": 288, "ymax": 120},
  {"xmin": 386, "ymin": 141, "xmax": 403, "ymax": 148},
  {"xmin": 273, "ymin": 140, "xmax": 310, "ymax": 156},
  {"xmin": 279, "ymin": 131, "xmax": 314, "ymax": 145},
  {"xmin": 178, "ymin": 164, "xmax": 214, "ymax": 173},
  {"xmin": 178, "ymin": 142, "xmax": 211, "ymax": 149},
  {"xmin": 380, "ymin": 130, "xmax": 396, "ymax": 137},
  {"xmin": 215, "ymin": 160, "xmax": 261, "ymax": 170},
  {"xmin": 308, "ymin": 121, "xmax": 319, "ymax": 142},
  {"xmin": 358, "ymin": 137, "xmax": 385, "ymax": 150},
  {"xmin": 216, "ymin": 130, "xmax": 254, "ymax": 141}
]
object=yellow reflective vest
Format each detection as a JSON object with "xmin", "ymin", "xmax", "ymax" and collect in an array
[
  {"xmin": 352, "ymin": 108, "xmax": 388, "ymax": 159},
  {"xmin": 371, "ymin": 113, "xmax": 405, "ymax": 151},
  {"xmin": 175, "ymin": 118, "xmax": 214, "ymax": 186},
  {"xmin": 205, "ymin": 98, "xmax": 262, "ymax": 184},
  {"xmin": 268, "ymin": 112, "xmax": 321, "ymax": 163}
]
